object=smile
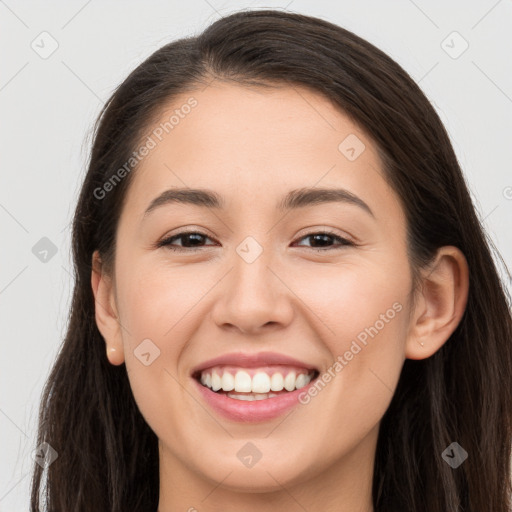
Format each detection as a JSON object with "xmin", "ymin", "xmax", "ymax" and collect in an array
[
  {"xmin": 196, "ymin": 365, "xmax": 317, "ymax": 400},
  {"xmin": 191, "ymin": 352, "xmax": 320, "ymax": 422}
]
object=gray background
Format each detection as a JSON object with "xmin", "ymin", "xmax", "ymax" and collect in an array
[{"xmin": 1, "ymin": 0, "xmax": 511, "ymax": 509}]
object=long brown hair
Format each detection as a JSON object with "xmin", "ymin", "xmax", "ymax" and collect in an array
[{"xmin": 30, "ymin": 9, "xmax": 512, "ymax": 511}]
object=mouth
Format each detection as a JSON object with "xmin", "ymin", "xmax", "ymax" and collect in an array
[
  {"xmin": 190, "ymin": 353, "xmax": 321, "ymax": 422},
  {"xmin": 192, "ymin": 365, "xmax": 320, "ymax": 401}
]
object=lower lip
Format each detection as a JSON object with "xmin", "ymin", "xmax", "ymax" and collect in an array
[{"xmin": 193, "ymin": 377, "xmax": 316, "ymax": 422}]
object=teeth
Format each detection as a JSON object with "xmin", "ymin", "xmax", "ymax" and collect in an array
[
  {"xmin": 199, "ymin": 366, "xmax": 315, "ymax": 394},
  {"xmin": 284, "ymin": 371, "xmax": 296, "ymax": 391},
  {"xmin": 252, "ymin": 372, "xmax": 271, "ymax": 393},
  {"xmin": 234, "ymin": 370, "xmax": 252, "ymax": 392},
  {"xmin": 270, "ymin": 373, "xmax": 284, "ymax": 391},
  {"xmin": 227, "ymin": 392, "xmax": 279, "ymax": 401},
  {"xmin": 221, "ymin": 371, "xmax": 235, "ymax": 392},
  {"xmin": 295, "ymin": 373, "xmax": 309, "ymax": 389},
  {"xmin": 211, "ymin": 371, "xmax": 222, "ymax": 391}
]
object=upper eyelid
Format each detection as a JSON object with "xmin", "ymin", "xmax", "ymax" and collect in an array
[
  {"xmin": 163, "ymin": 230, "xmax": 218, "ymax": 244},
  {"xmin": 162, "ymin": 224, "xmax": 352, "ymax": 239},
  {"xmin": 159, "ymin": 229, "xmax": 354, "ymax": 247}
]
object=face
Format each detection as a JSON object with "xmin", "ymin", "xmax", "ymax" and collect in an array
[{"xmin": 101, "ymin": 82, "xmax": 415, "ymax": 494}]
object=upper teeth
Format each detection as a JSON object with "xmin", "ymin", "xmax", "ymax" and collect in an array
[{"xmin": 200, "ymin": 368, "xmax": 314, "ymax": 393}]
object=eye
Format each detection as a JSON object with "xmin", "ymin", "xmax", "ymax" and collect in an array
[
  {"xmin": 157, "ymin": 229, "xmax": 354, "ymax": 253},
  {"xmin": 293, "ymin": 231, "xmax": 355, "ymax": 251},
  {"xmin": 156, "ymin": 231, "xmax": 217, "ymax": 252}
]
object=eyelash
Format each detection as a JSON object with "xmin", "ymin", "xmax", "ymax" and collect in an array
[{"xmin": 156, "ymin": 230, "xmax": 355, "ymax": 253}]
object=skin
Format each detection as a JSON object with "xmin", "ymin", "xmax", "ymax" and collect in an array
[{"xmin": 91, "ymin": 82, "xmax": 469, "ymax": 512}]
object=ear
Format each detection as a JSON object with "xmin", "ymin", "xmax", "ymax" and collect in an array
[
  {"xmin": 405, "ymin": 246, "xmax": 469, "ymax": 360},
  {"xmin": 91, "ymin": 250, "xmax": 125, "ymax": 365}
]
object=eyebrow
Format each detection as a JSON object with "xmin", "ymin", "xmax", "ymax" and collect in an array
[{"xmin": 143, "ymin": 187, "xmax": 374, "ymax": 218}]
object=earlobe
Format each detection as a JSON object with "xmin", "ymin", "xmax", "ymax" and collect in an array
[
  {"xmin": 91, "ymin": 250, "xmax": 125, "ymax": 366},
  {"xmin": 405, "ymin": 246, "xmax": 469, "ymax": 360}
]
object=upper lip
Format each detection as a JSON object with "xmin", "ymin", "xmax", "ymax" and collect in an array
[{"xmin": 191, "ymin": 351, "xmax": 319, "ymax": 376}]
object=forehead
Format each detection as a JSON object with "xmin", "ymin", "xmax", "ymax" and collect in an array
[{"xmin": 122, "ymin": 82, "xmax": 398, "ymax": 221}]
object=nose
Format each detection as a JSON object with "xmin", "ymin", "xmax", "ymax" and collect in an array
[{"xmin": 210, "ymin": 246, "xmax": 294, "ymax": 335}]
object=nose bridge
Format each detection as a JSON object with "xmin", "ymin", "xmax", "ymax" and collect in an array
[
  {"xmin": 233, "ymin": 234, "xmax": 273, "ymax": 293},
  {"xmin": 211, "ymin": 234, "xmax": 293, "ymax": 333}
]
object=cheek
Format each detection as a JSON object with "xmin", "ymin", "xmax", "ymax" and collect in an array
[
  {"xmin": 115, "ymin": 259, "xmax": 204, "ymax": 345},
  {"xmin": 293, "ymin": 258, "xmax": 410, "ymax": 416},
  {"xmin": 290, "ymin": 256, "xmax": 410, "ymax": 348},
  {"xmin": 114, "ymin": 265, "xmax": 202, "ymax": 440}
]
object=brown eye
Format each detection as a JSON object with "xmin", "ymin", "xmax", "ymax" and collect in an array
[
  {"xmin": 157, "ymin": 231, "xmax": 216, "ymax": 252},
  {"xmin": 157, "ymin": 230, "xmax": 354, "ymax": 253},
  {"xmin": 293, "ymin": 232, "xmax": 354, "ymax": 251}
]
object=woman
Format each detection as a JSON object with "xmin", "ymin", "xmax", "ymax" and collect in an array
[{"xmin": 30, "ymin": 9, "xmax": 512, "ymax": 511}]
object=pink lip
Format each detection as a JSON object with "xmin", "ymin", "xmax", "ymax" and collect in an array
[
  {"xmin": 190, "ymin": 351, "xmax": 319, "ymax": 422},
  {"xmin": 193, "ymin": 378, "xmax": 318, "ymax": 422},
  {"xmin": 190, "ymin": 351, "xmax": 318, "ymax": 375}
]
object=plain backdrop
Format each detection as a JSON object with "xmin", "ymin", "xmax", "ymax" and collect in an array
[{"xmin": 1, "ymin": 0, "xmax": 511, "ymax": 509}]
